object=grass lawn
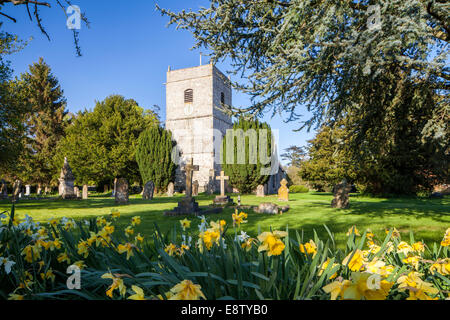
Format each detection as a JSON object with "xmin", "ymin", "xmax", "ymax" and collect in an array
[{"xmin": 1, "ymin": 193, "xmax": 449, "ymax": 248}]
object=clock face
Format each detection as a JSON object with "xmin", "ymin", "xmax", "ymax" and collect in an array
[{"xmin": 184, "ymin": 104, "xmax": 194, "ymax": 116}]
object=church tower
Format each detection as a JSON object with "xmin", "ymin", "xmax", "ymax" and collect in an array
[{"xmin": 165, "ymin": 63, "xmax": 233, "ymax": 192}]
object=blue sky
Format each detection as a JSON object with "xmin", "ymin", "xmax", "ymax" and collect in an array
[{"xmin": 2, "ymin": 0, "xmax": 317, "ymax": 164}]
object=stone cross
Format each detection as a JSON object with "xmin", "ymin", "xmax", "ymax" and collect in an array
[
  {"xmin": 215, "ymin": 171, "xmax": 229, "ymax": 197},
  {"xmin": 183, "ymin": 158, "xmax": 199, "ymax": 198}
]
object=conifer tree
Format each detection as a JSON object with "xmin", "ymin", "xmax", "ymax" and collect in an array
[
  {"xmin": 21, "ymin": 58, "xmax": 68, "ymax": 188},
  {"xmin": 222, "ymin": 117, "xmax": 272, "ymax": 194},
  {"xmin": 135, "ymin": 126, "xmax": 177, "ymax": 192}
]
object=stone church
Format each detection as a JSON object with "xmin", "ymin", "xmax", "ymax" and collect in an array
[{"xmin": 165, "ymin": 63, "xmax": 285, "ymax": 194}]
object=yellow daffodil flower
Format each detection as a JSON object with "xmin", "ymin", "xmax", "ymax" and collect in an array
[
  {"xmin": 117, "ymin": 243, "xmax": 134, "ymax": 260},
  {"xmin": 342, "ymin": 250, "xmax": 366, "ymax": 272},
  {"xmin": 131, "ymin": 216, "xmax": 141, "ymax": 226},
  {"xmin": 169, "ymin": 280, "xmax": 206, "ymax": 300},
  {"xmin": 257, "ymin": 231, "xmax": 288, "ymax": 257},
  {"xmin": 102, "ymin": 273, "xmax": 126, "ymax": 298},
  {"xmin": 128, "ymin": 285, "xmax": 146, "ymax": 300},
  {"xmin": 299, "ymin": 240, "xmax": 317, "ymax": 257},
  {"xmin": 180, "ymin": 218, "xmax": 191, "ymax": 231},
  {"xmin": 430, "ymin": 258, "xmax": 450, "ymax": 276},
  {"xmin": 346, "ymin": 226, "xmax": 360, "ymax": 236}
]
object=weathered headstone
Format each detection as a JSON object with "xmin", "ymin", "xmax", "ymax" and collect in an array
[
  {"xmin": 331, "ymin": 179, "xmax": 351, "ymax": 209},
  {"xmin": 104, "ymin": 184, "xmax": 109, "ymax": 193},
  {"xmin": 74, "ymin": 187, "xmax": 81, "ymax": 198},
  {"xmin": 254, "ymin": 203, "xmax": 290, "ymax": 215},
  {"xmin": 165, "ymin": 158, "xmax": 200, "ymax": 215},
  {"xmin": 12, "ymin": 179, "xmax": 22, "ymax": 202},
  {"xmin": 213, "ymin": 171, "xmax": 233, "ymax": 205},
  {"xmin": 192, "ymin": 180, "xmax": 199, "ymax": 197},
  {"xmin": 256, "ymin": 185, "xmax": 265, "ymax": 197},
  {"xmin": 115, "ymin": 178, "xmax": 129, "ymax": 204},
  {"xmin": 143, "ymin": 181, "xmax": 155, "ymax": 200},
  {"xmin": 278, "ymin": 179, "xmax": 289, "ymax": 201},
  {"xmin": 0, "ymin": 180, "xmax": 8, "ymax": 199},
  {"xmin": 205, "ymin": 170, "xmax": 215, "ymax": 195},
  {"xmin": 82, "ymin": 184, "xmax": 88, "ymax": 200},
  {"xmin": 25, "ymin": 185, "xmax": 31, "ymax": 196},
  {"xmin": 167, "ymin": 182, "xmax": 174, "ymax": 197},
  {"xmin": 59, "ymin": 157, "xmax": 77, "ymax": 199},
  {"xmin": 36, "ymin": 185, "xmax": 42, "ymax": 196},
  {"xmin": 112, "ymin": 178, "xmax": 118, "ymax": 197}
]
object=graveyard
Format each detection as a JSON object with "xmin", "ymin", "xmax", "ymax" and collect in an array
[{"xmin": 1, "ymin": 192, "xmax": 448, "ymax": 248}]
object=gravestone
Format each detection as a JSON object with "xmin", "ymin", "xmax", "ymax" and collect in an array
[
  {"xmin": 254, "ymin": 203, "xmax": 290, "ymax": 215},
  {"xmin": 82, "ymin": 185, "xmax": 88, "ymax": 200},
  {"xmin": 331, "ymin": 179, "xmax": 351, "ymax": 209},
  {"xmin": 115, "ymin": 178, "xmax": 129, "ymax": 204},
  {"xmin": 143, "ymin": 181, "xmax": 155, "ymax": 200},
  {"xmin": 25, "ymin": 185, "xmax": 31, "ymax": 196},
  {"xmin": 112, "ymin": 178, "xmax": 118, "ymax": 197},
  {"xmin": 74, "ymin": 187, "xmax": 80, "ymax": 198},
  {"xmin": 104, "ymin": 184, "xmax": 109, "ymax": 193},
  {"xmin": 36, "ymin": 185, "xmax": 42, "ymax": 196},
  {"xmin": 213, "ymin": 171, "xmax": 233, "ymax": 205},
  {"xmin": 192, "ymin": 180, "xmax": 199, "ymax": 197},
  {"xmin": 278, "ymin": 179, "xmax": 289, "ymax": 201},
  {"xmin": 167, "ymin": 182, "xmax": 174, "ymax": 197},
  {"xmin": 165, "ymin": 158, "xmax": 200, "ymax": 215},
  {"xmin": 59, "ymin": 157, "xmax": 77, "ymax": 199},
  {"xmin": 256, "ymin": 185, "xmax": 265, "ymax": 197},
  {"xmin": 205, "ymin": 170, "xmax": 215, "ymax": 195},
  {"xmin": 12, "ymin": 179, "xmax": 22, "ymax": 202},
  {"xmin": 0, "ymin": 180, "xmax": 8, "ymax": 199}
]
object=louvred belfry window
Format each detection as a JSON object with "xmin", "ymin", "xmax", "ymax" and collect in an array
[
  {"xmin": 184, "ymin": 89, "xmax": 193, "ymax": 103},
  {"xmin": 221, "ymin": 92, "xmax": 225, "ymax": 104}
]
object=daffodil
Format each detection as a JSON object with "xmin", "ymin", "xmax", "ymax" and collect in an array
[
  {"xmin": 128, "ymin": 285, "xmax": 146, "ymax": 300},
  {"xmin": 125, "ymin": 226, "xmax": 134, "ymax": 237},
  {"xmin": 164, "ymin": 243, "xmax": 178, "ymax": 256},
  {"xmin": 397, "ymin": 271, "xmax": 439, "ymax": 300},
  {"xmin": 241, "ymin": 238, "xmax": 256, "ymax": 252},
  {"xmin": 199, "ymin": 229, "xmax": 221, "ymax": 250},
  {"xmin": 57, "ymin": 252, "xmax": 71, "ymax": 264},
  {"xmin": 110, "ymin": 209, "xmax": 120, "ymax": 219},
  {"xmin": 135, "ymin": 233, "xmax": 144, "ymax": 244},
  {"xmin": 77, "ymin": 240, "xmax": 89, "ymax": 258},
  {"xmin": 402, "ymin": 254, "xmax": 421, "ymax": 270},
  {"xmin": 74, "ymin": 260, "xmax": 86, "ymax": 269},
  {"xmin": 180, "ymin": 218, "xmax": 191, "ymax": 231},
  {"xmin": 257, "ymin": 231, "xmax": 288, "ymax": 257},
  {"xmin": 0, "ymin": 256, "xmax": 15, "ymax": 274},
  {"xmin": 131, "ymin": 216, "xmax": 141, "ymax": 226},
  {"xmin": 342, "ymin": 250, "xmax": 366, "ymax": 272},
  {"xmin": 96, "ymin": 216, "xmax": 107, "ymax": 227},
  {"xmin": 440, "ymin": 228, "xmax": 450, "ymax": 247},
  {"xmin": 397, "ymin": 241, "xmax": 413, "ymax": 256},
  {"xmin": 232, "ymin": 210, "xmax": 248, "ymax": 227},
  {"xmin": 8, "ymin": 293, "xmax": 24, "ymax": 300},
  {"xmin": 40, "ymin": 269, "xmax": 56, "ymax": 282},
  {"xmin": 323, "ymin": 272, "xmax": 393, "ymax": 300},
  {"xmin": 346, "ymin": 226, "xmax": 360, "ymax": 236},
  {"xmin": 169, "ymin": 280, "xmax": 206, "ymax": 300},
  {"xmin": 412, "ymin": 241, "xmax": 425, "ymax": 253},
  {"xmin": 102, "ymin": 273, "xmax": 127, "ymax": 298},
  {"xmin": 318, "ymin": 258, "xmax": 339, "ymax": 279},
  {"xmin": 299, "ymin": 240, "xmax": 317, "ymax": 257},
  {"xmin": 117, "ymin": 243, "xmax": 134, "ymax": 260},
  {"xmin": 430, "ymin": 258, "xmax": 450, "ymax": 276}
]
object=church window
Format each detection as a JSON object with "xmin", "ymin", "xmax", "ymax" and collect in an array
[
  {"xmin": 184, "ymin": 89, "xmax": 193, "ymax": 103},
  {"xmin": 221, "ymin": 92, "xmax": 225, "ymax": 104}
]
